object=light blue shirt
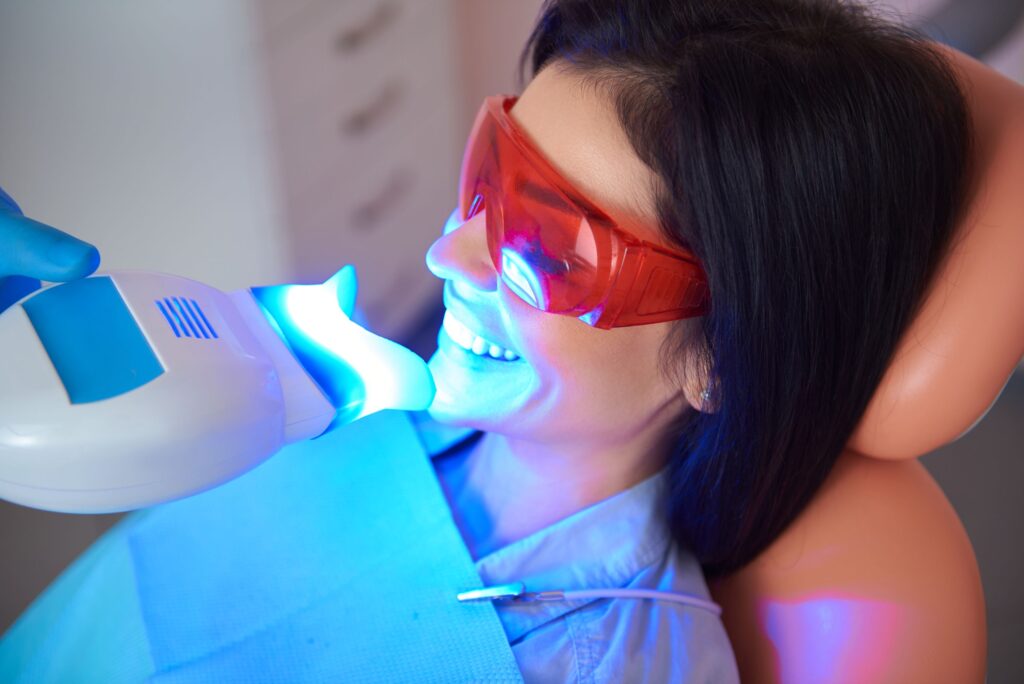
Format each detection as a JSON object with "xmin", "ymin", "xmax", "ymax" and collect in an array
[{"xmin": 414, "ymin": 414, "xmax": 740, "ymax": 683}]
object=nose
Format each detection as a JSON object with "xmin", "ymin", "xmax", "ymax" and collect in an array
[{"xmin": 425, "ymin": 208, "xmax": 498, "ymax": 293}]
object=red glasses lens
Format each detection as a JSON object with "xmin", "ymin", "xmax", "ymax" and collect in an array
[
  {"xmin": 459, "ymin": 99, "xmax": 610, "ymax": 315},
  {"xmin": 457, "ymin": 97, "xmax": 709, "ymax": 328}
]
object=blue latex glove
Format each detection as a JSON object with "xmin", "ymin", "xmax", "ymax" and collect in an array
[{"xmin": 0, "ymin": 186, "xmax": 100, "ymax": 312}]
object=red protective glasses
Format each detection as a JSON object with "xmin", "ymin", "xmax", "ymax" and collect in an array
[{"xmin": 458, "ymin": 95, "xmax": 709, "ymax": 329}]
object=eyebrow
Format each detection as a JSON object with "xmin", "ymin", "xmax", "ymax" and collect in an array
[
  {"xmin": 514, "ymin": 177, "xmax": 569, "ymax": 211},
  {"xmin": 519, "ymin": 171, "xmax": 619, "ymax": 227}
]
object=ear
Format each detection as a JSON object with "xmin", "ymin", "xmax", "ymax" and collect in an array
[
  {"xmin": 676, "ymin": 330, "xmax": 715, "ymax": 413},
  {"xmin": 683, "ymin": 379, "xmax": 715, "ymax": 413}
]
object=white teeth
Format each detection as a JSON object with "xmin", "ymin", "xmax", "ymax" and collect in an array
[
  {"xmin": 443, "ymin": 310, "xmax": 475, "ymax": 349},
  {"xmin": 442, "ymin": 311, "xmax": 520, "ymax": 362}
]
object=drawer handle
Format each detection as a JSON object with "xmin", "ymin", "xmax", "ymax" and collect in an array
[
  {"xmin": 335, "ymin": 1, "xmax": 401, "ymax": 55},
  {"xmin": 351, "ymin": 168, "xmax": 415, "ymax": 232},
  {"xmin": 341, "ymin": 81, "xmax": 405, "ymax": 137}
]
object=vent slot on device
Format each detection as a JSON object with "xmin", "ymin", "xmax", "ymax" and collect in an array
[{"xmin": 156, "ymin": 297, "xmax": 219, "ymax": 339}]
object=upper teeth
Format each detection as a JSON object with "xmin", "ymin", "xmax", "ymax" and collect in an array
[{"xmin": 443, "ymin": 311, "xmax": 519, "ymax": 361}]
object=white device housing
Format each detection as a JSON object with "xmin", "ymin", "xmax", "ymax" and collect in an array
[{"xmin": 0, "ymin": 271, "xmax": 393, "ymax": 513}]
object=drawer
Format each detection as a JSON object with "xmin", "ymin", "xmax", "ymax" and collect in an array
[
  {"xmin": 354, "ymin": 174, "xmax": 454, "ymax": 336},
  {"xmin": 273, "ymin": 55, "xmax": 459, "ymax": 211},
  {"xmin": 250, "ymin": 0, "xmax": 323, "ymax": 40},
  {"xmin": 272, "ymin": 31, "xmax": 458, "ymax": 202},
  {"xmin": 266, "ymin": 0, "xmax": 458, "ymax": 207},
  {"xmin": 351, "ymin": 123, "xmax": 460, "ymax": 334},
  {"xmin": 283, "ymin": 103, "xmax": 457, "ymax": 270},
  {"xmin": 280, "ymin": 109, "xmax": 459, "ymax": 333},
  {"xmin": 273, "ymin": 74, "xmax": 409, "ymax": 207},
  {"xmin": 261, "ymin": 0, "xmax": 445, "ymax": 118}
]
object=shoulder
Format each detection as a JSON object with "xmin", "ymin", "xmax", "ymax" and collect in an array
[{"xmin": 711, "ymin": 450, "xmax": 986, "ymax": 683}]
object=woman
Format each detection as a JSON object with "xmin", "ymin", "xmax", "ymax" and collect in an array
[
  {"xmin": 0, "ymin": 0, "xmax": 973, "ymax": 681},
  {"xmin": 424, "ymin": 0, "xmax": 971, "ymax": 679}
]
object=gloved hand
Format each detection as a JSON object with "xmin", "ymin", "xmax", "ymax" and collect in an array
[{"xmin": 0, "ymin": 186, "xmax": 100, "ymax": 313}]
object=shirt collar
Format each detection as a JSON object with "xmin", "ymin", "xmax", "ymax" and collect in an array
[
  {"xmin": 473, "ymin": 473, "xmax": 670, "ymax": 641},
  {"xmin": 409, "ymin": 411, "xmax": 671, "ymax": 642}
]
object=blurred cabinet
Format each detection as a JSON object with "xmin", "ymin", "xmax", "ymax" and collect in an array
[
  {"xmin": 253, "ymin": 0, "xmax": 462, "ymax": 336},
  {"xmin": 0, "ymin": 0, "xmax": 462, "ymax": 339},
  {"xmin": 0, "ymin": 0, "xmax": 474, "ymax": 635}
]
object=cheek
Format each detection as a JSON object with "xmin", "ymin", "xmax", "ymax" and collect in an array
[
  {"xmin": 497, "ymin": 283, "xmax": 593, "ymax": 376},
  {"xmin": 499, "ymin": 285, "xmax": 678, "ymax": 419}
]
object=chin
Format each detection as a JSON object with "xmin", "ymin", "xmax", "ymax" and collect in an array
[
  {"xmin": 425, "ymin": 339, "xmax": 534, "ymax": 431},
  {"xmin": 425, "ymin": 388, "xmax": 511, "ymax": 431}
]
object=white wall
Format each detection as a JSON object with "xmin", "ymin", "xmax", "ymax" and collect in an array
[
  {"xmin": 987, "ymin": 13, "xmax": 1024, "ymax": 83},
  {"xmin": 0, "ymin": 1, "xmax": 288, "ymax": 291}
]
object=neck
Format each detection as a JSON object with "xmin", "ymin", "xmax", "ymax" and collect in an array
[{"xmin": 434, "ymin": 421, "xmax": 677, "ymax": 560}]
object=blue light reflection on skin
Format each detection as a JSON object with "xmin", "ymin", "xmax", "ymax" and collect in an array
[
  {"xmin": 500, "ymin": 248, "xmax": 545, "ymax": 309},
  {"xmin": 763, "ymin": 595, "xmax": 906, "ymax": 681},
  {"xmin": 252, "ymin": 266, "xmax": 435, "ymax": 433},
  {"xmin": 444, "ymin": 207, "xmax": 549, "ymax": 311},
  {"xmin": 442, "ymin": 208, "xmax": 461, "ymax": 236}
]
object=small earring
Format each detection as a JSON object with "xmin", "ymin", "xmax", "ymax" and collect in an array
[{"xmin": 699, "ymin": 388, "xmax": 711, "ymax": 405}]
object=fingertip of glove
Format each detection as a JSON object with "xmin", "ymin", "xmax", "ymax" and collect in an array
[{"xmin": 48, "ymin": 240, "xmax": 101, "ymax": 279}]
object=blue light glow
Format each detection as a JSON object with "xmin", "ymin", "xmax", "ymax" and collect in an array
[
  {"xmin": 500, "ymin": 248, "xmax": 545, "ymax": 309},
  {"xmin": 252, "ymin": 266, "xmax": 434, "ymax": 432},
  {"xmin": 442, "ymin": 208, "xmax": 462, "ymax": 236},
  {"xmin": 763, "ymin": 594, "xmax": 907, "ymax": 681}
]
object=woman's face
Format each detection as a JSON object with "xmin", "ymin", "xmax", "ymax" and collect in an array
[{"xmin": 425, "ymin": 64, "xmax": 695, "ymax": 447}]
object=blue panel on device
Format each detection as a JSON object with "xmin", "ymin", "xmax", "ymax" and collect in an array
[{"xmin": 22, "ymin": 276, "xmax": 164, "ymax": 404}]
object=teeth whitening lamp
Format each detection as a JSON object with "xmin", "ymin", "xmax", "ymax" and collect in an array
[{"xmin": 0, "ymin": 267, "xmax": 434, "ymax": 514}]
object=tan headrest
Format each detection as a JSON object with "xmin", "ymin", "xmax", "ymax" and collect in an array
[{"xmin": 850, "ymin": 47, "xmax": 1024, "ymax": 460}]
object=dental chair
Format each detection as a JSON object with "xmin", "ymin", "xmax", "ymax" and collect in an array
[{"xmin": 709, "ymin": 48, "xmax": 1024, "ymax": 683}]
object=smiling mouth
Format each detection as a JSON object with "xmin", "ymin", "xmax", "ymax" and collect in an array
[{"xmin": 442, "ymin": 311, "xmax": 520, "ymax": 362}]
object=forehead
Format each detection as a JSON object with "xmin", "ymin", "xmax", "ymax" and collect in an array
[{"xmin": 508, "ymin": 64, "xmax": 666, "ymax": 244}]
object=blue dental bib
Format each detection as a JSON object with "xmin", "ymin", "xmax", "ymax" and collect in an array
[{"xmin": 0, "ymin": 411, "xmax": 522, "ymax": 683}]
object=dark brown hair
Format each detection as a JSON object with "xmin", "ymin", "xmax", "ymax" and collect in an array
[{"xmin": 522, "ymin": 0, "xmax": 973, "ymax": 575}]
